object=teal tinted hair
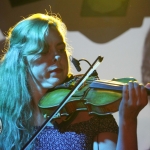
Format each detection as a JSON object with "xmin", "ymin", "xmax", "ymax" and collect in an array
[
  {"xmin": 0, "ymin": 13, "xmax": 71, "ymax": 150},
  {"xmin": 8, "ymin": 13, "xmax": 69, "ymax": 55}
]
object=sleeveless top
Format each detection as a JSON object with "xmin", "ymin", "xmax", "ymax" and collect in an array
[{"xmin": 33, "ymin": 114, "xmax": 118, "ymax": 150}]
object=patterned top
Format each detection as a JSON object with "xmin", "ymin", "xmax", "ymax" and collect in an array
[{"xmin": 33, "ymin": 114, "xmax": 118, "ymax": 150}]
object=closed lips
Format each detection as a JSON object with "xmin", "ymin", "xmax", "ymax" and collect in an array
[{"xmin": 49, "ymin": 68, "xmax": 63, "ymax": 73}]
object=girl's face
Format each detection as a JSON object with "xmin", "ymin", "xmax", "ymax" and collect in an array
[{"xmin": 27, "ymin": 26, "xmax": 69, "ymax": 90}]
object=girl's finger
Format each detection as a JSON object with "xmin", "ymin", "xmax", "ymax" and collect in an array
[
  {"xmin": 140, "ymin": 84, "xmax": 148, "ymax": 107},
  {"xmin": 122, "ymin": 83, "xmax": 129, "ymax": 102},
  {"xmin": 128, "ymin": 81, "xmax": 135, "ymax": 103},
  {"xmin": 133, "ymin": 81, "xmax": 141, "ymax": 101}
]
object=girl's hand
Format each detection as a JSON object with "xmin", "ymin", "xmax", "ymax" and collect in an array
[{"xmin": 119, "ymin": 81, "xmax": 148, "ymax": 122}]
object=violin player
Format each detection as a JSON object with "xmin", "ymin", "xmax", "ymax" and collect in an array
[{"xmin": 0, "ymin": 12, "xmax": 148, "ymax": 150}]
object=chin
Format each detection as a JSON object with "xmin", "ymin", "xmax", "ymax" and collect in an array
[{"xmin": 52, "ymin": 78, "xmax": 65, "ymax": 87}]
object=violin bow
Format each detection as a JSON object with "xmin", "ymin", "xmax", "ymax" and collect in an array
[{"xmin": 22, "ymin": 56, "xmax": 103, "ymax": 150}]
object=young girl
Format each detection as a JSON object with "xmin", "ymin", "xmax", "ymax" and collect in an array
[{"xmin": 0, "ymin": 13, "xmax": 148, "ymax": 150}]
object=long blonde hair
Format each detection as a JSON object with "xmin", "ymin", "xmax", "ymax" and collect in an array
[{"xmin": 0, "ymin": 13, "xmax": 71, "ymax": 150}]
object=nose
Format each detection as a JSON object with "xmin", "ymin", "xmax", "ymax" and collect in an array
[
  {"xmin": 51, "ymin": 47, "xmax": 61, "ymax": 62},
  {"xmin": 54, "ymin": 52, "xmax": 61, "ymax": 62},
  {"xmin": 54, "ymin": 54, "xmax": 61, "ymax": 62}
]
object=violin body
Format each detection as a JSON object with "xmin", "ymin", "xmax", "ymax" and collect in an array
[
  {"xmin": 38, "ymin": 75, "xmax": 138, "ymax": 119},
  {"xmin": 39, "ymin": 74, "xmax": 97, "ymax": 118}
]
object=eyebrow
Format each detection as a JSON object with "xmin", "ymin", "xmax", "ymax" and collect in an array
[{"xmin": 56, "ymin": 42, "xmax": 66, "ymax": 46}]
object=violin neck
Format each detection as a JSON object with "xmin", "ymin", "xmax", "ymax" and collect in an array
[{"xmin": 90, "ymin": 80, "xmax": 150, "ymax": 95}]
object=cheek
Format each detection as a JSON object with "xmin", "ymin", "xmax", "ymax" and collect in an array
[
  {"xmin": 31, "ymin": 64, "xmax": 48, "ymax": 79},
  {"xmin": 64, "ymin": 53, "xmax": 69, "ymax": 69},
  {"xmin": 64, "ymin": 57, "xmax": 69, "ymax": 74}
]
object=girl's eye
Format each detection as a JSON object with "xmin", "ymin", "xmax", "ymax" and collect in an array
[
  {"xmin": 61, "ymin": 48, "xmax": 66, "ymax": 52},
  {"xmin": 58, "ymin": 47, "xmax": 66, "ymax": 53},
  {"xmin": 56, "ymin": 42, "xmax": 66, "ymax": 53}
]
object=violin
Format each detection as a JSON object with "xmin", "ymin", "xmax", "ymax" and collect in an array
[{"xmin": 38, "ymin": 74, "xmax": 150, "ymax": 119}]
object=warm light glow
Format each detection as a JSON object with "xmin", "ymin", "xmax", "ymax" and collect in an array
[{"xmin": 88, "ymin": 0, "xmax": 125, "ymax": 14}]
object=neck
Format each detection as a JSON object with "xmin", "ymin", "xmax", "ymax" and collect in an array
[
  {"xmin": 33, "ymin": 107, "xmax": 46, "ymax": 126},
  {"xmin": 28, "ymin": 75, "xmax": 49, "ymax": 126},
  {"xmin": 31, "ymin": 91, "xmax": 47, "ymax": 126}
]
